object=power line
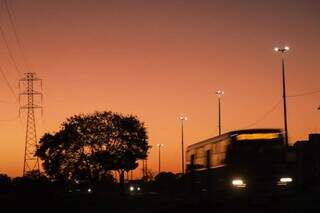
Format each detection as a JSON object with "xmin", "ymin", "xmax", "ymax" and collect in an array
[
  {"xmin": 0, "ymin": 17, "xmax": 21, "ymax": 77},
  {"xmin": 0, "ymin": 65, "xmax": 17, "ymax": 99},
  {"xmin": 243, "ymin": 99, "xmax": 282, "ymax": 129},
  {"xmin": 287, "ymin": 89, "xmax": 320, "ymax": 98},
  {"xmin": 3, "ymin": 0, "xmax": 30, "ymax": 72}
]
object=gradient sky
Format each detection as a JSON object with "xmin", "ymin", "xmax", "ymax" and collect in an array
[{"xmin": 0, "ymin": 0, "xmax": 320, "ymax": 177}]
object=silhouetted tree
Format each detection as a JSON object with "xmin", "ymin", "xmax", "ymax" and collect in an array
[
  {"xmin": 12, "ymin": 170, "xmax": 51, "ymax": 193},
  {"xmin": 154, "ymin": 172, "xmax": 178, "ymax": 193},
  {"xmin": 36, "ymin": 111, "xmax": 149, "ymax": 194},
  {"xmin": 94, "ymin": 173, "xmax": 116, "ymax": 194},
  {"xmin": 0, "ymin": 173, "xmax": 11, "ymax": 193}
]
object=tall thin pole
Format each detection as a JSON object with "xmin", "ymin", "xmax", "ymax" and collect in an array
[
  {"xmin": 142, "ymin": 159, "xmax": 148, "ymax": 179},
  {"xmin": 157, "ymin": 144, "xmax": 162, "ymax": 174},
  {"xmin": 274, "ymin": 46, "xmax": 289, "ymax": 147},
  {"xmin": 179, "ymin": 116, "xmax": 187, "ymax": 174},
  {"xmin": 218, "ymin": 97, "xmax": 221, "ymax": 136},
  {"xmin": 181, "ymin": 120, "xmax": 184, "ymax": 174},
  {"xmin": 282, "ymin": 57, "xmax": 289, "ymax": 147},
  {"xmin": 145, "ymin": 159, "xmax": 148, "ymax": 177},
  {"xmin": 215, "ymin": 90, "xmax": 224, "ymax": 136}
]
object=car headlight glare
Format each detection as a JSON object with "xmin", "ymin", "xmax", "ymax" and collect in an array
[
  {"xmin": 232, "ymin": 179, "xmax": 246, "ymax": 187},
  {"xmin": 277, "ymin": 177, "xmax": 293, "ymax": 186},
  {"xmin": 280, "ymin": 177, "xmax": 292, "ymax": 183}
]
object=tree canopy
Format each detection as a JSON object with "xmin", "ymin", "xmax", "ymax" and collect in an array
[{"xmin": 36, "ymin": 111, "xmax": 149, "ymax": 183}]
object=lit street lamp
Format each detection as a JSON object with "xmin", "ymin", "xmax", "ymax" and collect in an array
[
  {"xmin": 274, "ymin": 46, "xmax": 290, "ymax": 147},
  {"xmin": 215, "ymin": 90, "xmax": 224, "ymax": 136},
  {"xmin": 179, "ymin": 115, "xmax": 187, "ymax": 174},
  {"xmin": 156, "ymin": 144, "xmax": 164, "ymax": 174}
]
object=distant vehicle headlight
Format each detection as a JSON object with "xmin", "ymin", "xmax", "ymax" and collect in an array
[
  {"xmin": 87, "ymin": 188, "xmax": 92, "ymax": 193},
  {"xmin": 277, "ymin": 177, "xmax": 293, "ymax": 186},
  {"xmin": 137, "ymin": 187, "xmax": 141, "ymax": 191},
  {"xmin": 129, "ymin": 186, "xmax": 135, "ymax": 191},
  {"xmin": 232, "ymin": 179, "xmax": 246, "ymax": 187},
  {"xmin": 280, "ymin": 177, "xmax": 293, "ymax": 183}
]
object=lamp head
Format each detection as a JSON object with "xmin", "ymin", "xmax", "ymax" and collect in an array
[
  {"xmin": 274, "ymin": 46, "xmax": 290, "ymax": 53},
  {"xmin": 179, "ymin": 116, "xmax": 187, "ymax": 121},
  {"xmin": 216, "ymin": 90, "xmax": 224, "ymax": 97}
]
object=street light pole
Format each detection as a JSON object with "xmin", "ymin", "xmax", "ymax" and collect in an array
[
  {"xmin": 145, "ymin": 158, "xmax": 148, "ymax": 177},
  {"xmin": 274, "ymin": 46, "xmax": 290, "ymax": 147},
  {"xmin": 157, "ymin": 144, "xmax": 163, "ymax": 174},
  {"xmin": 215, "ymin": 90, "xmax": 224, "ymax": 136},
  {"xmin": 179, "ymin": 116, "xmax": 187, "ymax": 174}
]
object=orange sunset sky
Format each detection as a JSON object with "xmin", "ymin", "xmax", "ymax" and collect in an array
[{"xmin": 0, "ymin": 0, "xmax": 320, "ymax": 177}]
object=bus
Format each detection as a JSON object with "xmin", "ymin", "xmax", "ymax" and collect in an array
[{"xmin": 186, "ymin": 128, "xmax": 294, "ymax": 200}]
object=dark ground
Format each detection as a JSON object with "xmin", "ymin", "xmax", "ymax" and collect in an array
[{"xmin": 1, "ymin": 187, "xmax": 320, "ymax": 213}]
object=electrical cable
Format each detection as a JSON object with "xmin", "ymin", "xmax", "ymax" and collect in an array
[
  {"xmin": 3, "ymin": 0, "xmax": 30, "ymax": 72},
  {"xmin": 243, "ymin": 99, "xmax": 282, "ymax": 129},
  {"xmin": 287, "ymin": 89, "xmax": 320, "ymax": 98},
  {"xmin": 0, "ymin": 19, "xmax": 21, "ymax": 77},
  {"xmin": 0, "ymin": 65, "xmax": 17, "ymax": 99}
]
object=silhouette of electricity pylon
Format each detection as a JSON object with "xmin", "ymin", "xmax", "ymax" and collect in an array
[{"xmin": 19, "ymin": 73, "xmax": 42, "ymax": 175}]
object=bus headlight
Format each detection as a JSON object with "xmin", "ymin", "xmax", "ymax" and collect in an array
[
  {"xmin": 277, "ymin": 177, "xmax": 293, "ymax": 186},
  {"xmin": 280, "ymin": 177, "xmax": 292, "ymax": 183},
  {"xmin": 232, "ymin": 179, "xmax": 246, "ymax": 188},
  {"xmin": 129, "ymin": 186, "xmax": 135, "ymax": 191}
]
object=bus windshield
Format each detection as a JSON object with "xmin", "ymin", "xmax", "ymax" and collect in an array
[{"xmin": 231, "ymin": 139, "xmax": 285, "ymax": 165}]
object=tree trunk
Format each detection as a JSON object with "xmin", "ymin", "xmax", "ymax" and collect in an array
[{"xmin": 119, "ymin": 170, "xmax": 125, "ymax": 196}]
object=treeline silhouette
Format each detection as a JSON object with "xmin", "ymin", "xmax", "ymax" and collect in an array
[
  {"xmin": 0, "ymin": 171, "xmax": 188, "ymax": 195},
  {"xmin": 0, "ymin": 171, "xmax": 191, "ymax": 213}
]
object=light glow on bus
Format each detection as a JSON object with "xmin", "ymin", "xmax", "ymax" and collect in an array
[{"xmin": 236, "ymin": 133, "xmax": 279, "ymax": 141}]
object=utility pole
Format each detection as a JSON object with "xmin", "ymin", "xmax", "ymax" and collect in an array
[
  {"xmin": 215, "ymin": 90, "xmax": 224, "ymax": 136},
  {"xmin": 143, "ymin": 158, "xmax": 148, "ymax": 179},
  {"xmin": 19, "ymin": 73, "xmax": 42, "ymax": 175},
  {"xmin": 179, "ymin": 116, "xmax": 187, "ymax": 174},
  {"xmin": 274, "ymin": 46, "xmax": 290, "ymax": 147},
  {"xmin": 157, "ymin": 144, "xmax": 163, "ymax": 174}
]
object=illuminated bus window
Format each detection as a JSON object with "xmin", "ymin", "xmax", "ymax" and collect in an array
[
  {"xmin": 194, "ymin": 148, "xmax": 205, "ymax": 169},
  {"xmin": 213, "ymin": 154, "xmax": 221, "ymax": 167},
  {"xmin": 216, "ymin": 143, "xmax": 221, "ymax": 153},
  {"xmin": 221, "ymin": 140, "xmax": 228, "ymax": 153},
  {"xmin": 212, "ymin": 144, "xmax": 216, "ymax": 154}
]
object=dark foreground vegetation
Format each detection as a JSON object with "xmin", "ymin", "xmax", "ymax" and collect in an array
[{"xmin": 1, "ymin": 171, "xmax": 320, "ymax": 213}]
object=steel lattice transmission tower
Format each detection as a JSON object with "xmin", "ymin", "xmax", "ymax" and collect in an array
[{"xmin": 19, "ymin": 73, "xmax": 42, "ymax": 175}]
